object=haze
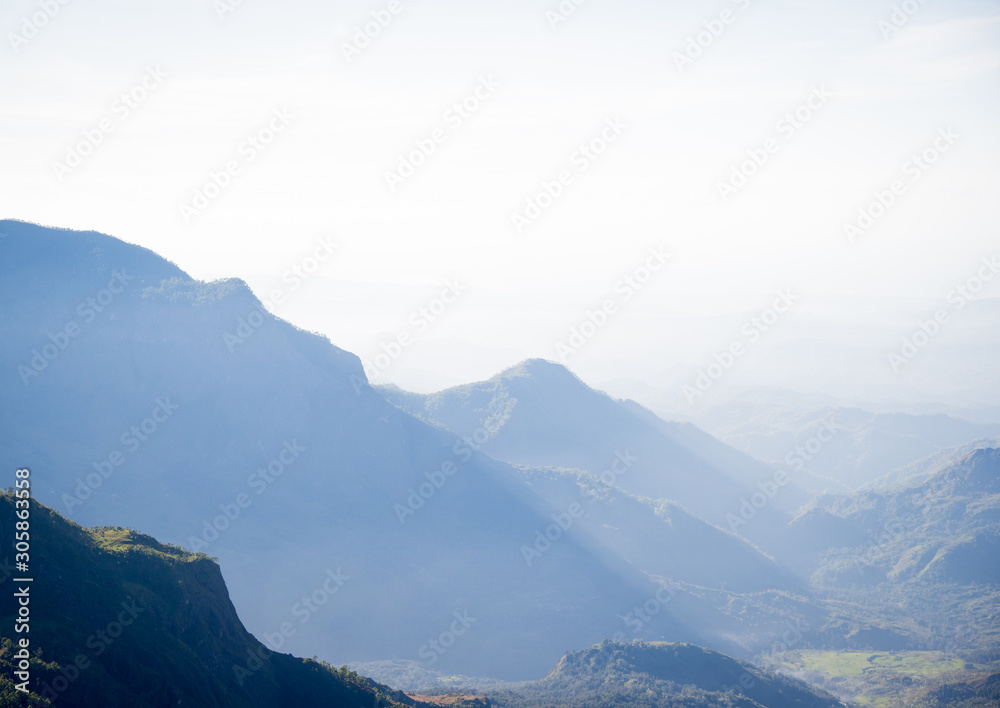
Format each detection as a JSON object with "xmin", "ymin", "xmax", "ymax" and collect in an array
[{"xmin": 2, "ymin": 0, "xmax": 999, "ymax": 405}]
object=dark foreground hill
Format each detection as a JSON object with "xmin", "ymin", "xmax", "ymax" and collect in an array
[{"xmin": 0, "ymin": 493, "xmax": 419, "ymax": 708}]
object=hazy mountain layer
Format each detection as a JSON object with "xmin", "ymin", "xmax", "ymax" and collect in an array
[
  {"xmin": 378, "ymin": 360, "xmax": 807, "ymax": 548},
  {"xmin": 692, "ymin": 403, "xmax": 1000, "ymax": 490},
  {"xmin": 0, "ymin": 220, "xmax": 804, "ymax": 678}
]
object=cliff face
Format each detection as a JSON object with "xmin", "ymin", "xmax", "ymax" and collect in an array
[{"xmin": 0, "ymin": 493, "xmax": 414, "ymax": 708}]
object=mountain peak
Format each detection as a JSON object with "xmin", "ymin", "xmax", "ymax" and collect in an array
[
  {"xmin": 498, "ymin": 358, "xmax": 578, "ymax": 384},
  {"xmin": 540, "ymin": 641, "xmax": 841, "ymax": 707}
]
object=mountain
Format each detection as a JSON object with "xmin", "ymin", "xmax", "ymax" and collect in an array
[
  {"xmin": 0, "ymin": 493, "xmax": 419, "ymax": 708},
  {"xmin": 868, "ymin": 434, "xmax": 1000, "ymax": 490},
  {"xmin": 778, "ymin": 449, "xmax": 1000, "ymax": 662},
  {"xmin": 483, "ymin": 640, "xmax": 844, "ymax": 708},
  {"xmin": 0, "ymin": 220, "xmax": 805, "ymax": 679},
  {"xmin": 377, "ymin": 359, "xmax": 808, "ymax": 547},
  {"xmin": 911, "ymin": 672, "xmax": 1000, "ymax": 708},
  {"xmin": 790, "ymin": 448, "xmax": 1000, "ymax": 587},
  {"xmin": 690, "ymin": 403, "xmax": 1000, "ymax": 491},
  {"xmin": 508, "ymin": 465, "xmax": 798, "ymax": 595},
  {"xmin": 353, "ymin": 641, "xmax": 845, "ymax": 708}
]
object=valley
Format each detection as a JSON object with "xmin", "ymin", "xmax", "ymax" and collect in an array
[{"xmin": 0, "ymin": 221, "xmax": 997, "ymax": 706}]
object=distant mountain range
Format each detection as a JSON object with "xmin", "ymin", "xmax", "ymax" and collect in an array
[
  {"xmin": 0, "ymin": 220, "xmax": 805, "ymax": 678},
  {"xmin": 2, "ymin": 219, "xmax": 997, "ymax": 693},
  {"xmin": 689, "ymin": 403, "xmax": 1000, "ymax": 490},
  {"xmin": 779, "ymin": 448, "xmax": 1000, "ymax": 664},
  {"xmin": 791, "ymin": 448, "xmax": 1000, "ymax": 589},
  {"xmin": 378, "ymin": 359, "xmax": 809, "ymax": 547}
]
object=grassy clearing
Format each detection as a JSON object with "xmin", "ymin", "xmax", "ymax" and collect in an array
[
  {"xmin": 794, "ymin": 650, "xmax": 966, "ymax": 678},
  {"xmin": 775, "ymin": 650, "xmax": 973, "ymax": 707}
]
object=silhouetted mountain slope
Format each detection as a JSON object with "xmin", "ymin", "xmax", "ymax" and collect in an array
[
  {"xmin": 0, "ymin": 493, "xmax": 418, "ymax": 708},
  {"xmin": 0, "ymin": 220, "xmax": 806, "ymax": 679},
  {"xmin": 378, "ymin": 359, "xmax": 806, "ymax": 547}
]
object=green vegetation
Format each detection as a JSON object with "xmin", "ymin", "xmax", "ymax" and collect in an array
[
  {"xmin": 795, "ymin": 650, "xmax": 965, "ymax": 678},
  {"xmin": 408, "ymin": 695, "xmax": 493, "ymax": 707},
  {"xmin": 480, "ymin": 641, "xmax": 842, "ymax": 708},
  {"xmin": 0, "ymin": 493, "xmax": 418, "ymax": 708},
  {"xmin": 909, "ymin": 671, "xmax": 1000, "ymax": 707},
  {"xmin": 773, "ymin": 649, "xmax": 1000, "ymax": 707}
]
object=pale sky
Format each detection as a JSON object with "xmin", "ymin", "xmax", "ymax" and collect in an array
[{"xmin": 3, "ymin": 0, "xmax": 999, "ymax": 400}]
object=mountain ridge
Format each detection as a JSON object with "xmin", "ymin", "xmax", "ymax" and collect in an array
[
  {"xmin": 376, "ymin": 356, "xmax": 808, "ymax": 548},
  {"xmin": 0, "ymin": 220, "xmax": 801, "ymax": 678}
]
